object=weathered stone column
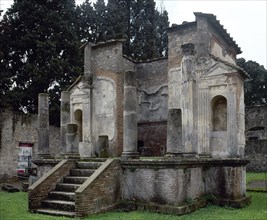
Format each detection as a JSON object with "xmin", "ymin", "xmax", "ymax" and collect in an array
[
  {"xmin": 122, "ymin": 70, "xmax": 140, "ymax": 159},
  {"xmin": 181, "ymin": 43, "xmax": 198, "ymax": 157},
  {"xmin": 166, "ymin": 109, "xmax": 183, "ymax": 156},
  {"xmin": 66, "ymin": 123, "xmax": 80, "ymax": 158},
  {"xmin": 60, "ymin": 91, "xmax": 70, "ymax": 154},
  {"xmin": 38, "ymin": 93, "xmax": 50, "ymax": 158}
]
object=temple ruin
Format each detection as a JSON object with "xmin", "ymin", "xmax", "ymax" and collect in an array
[{"xmin": 28, "ymin": 12, "xmax": 251, "ymax": 217}]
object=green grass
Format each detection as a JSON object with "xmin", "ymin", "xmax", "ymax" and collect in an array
[
  {"xmin": 246, "ymin": 172, "xmax": 266, "ymax": 184},
  {"xmin": 0, "ymin": 191, "xmax": 266, "ymax": 220},
  {"xmin": 0, "ymin": 172, "xmax": 266, "ymax": 220}
]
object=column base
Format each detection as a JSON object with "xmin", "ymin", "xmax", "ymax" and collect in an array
[
  {"xmin": 37, "ymin": 153, "xmax": 53, "ymax": 159},
  {"xmin": 165, "ymin": 152, "xmax": 184, "ymax": 158},
  {"xmin": 64, "ymin": 153, "xmax": 80, "ymax": 159},
  {"xmin": 199, "ymin": 153, "xmax": 211, "ymax": 158},
  {"xmin": 182, "ymin": 152, "xmax": 199, "ymax": 158},
  {"xmin": 121, "ymin": 152, "xmax": 140, "ymax": 159},
  {"xmin": 165, "ymin": 152, "xmax": 199, "ymax": 158}
]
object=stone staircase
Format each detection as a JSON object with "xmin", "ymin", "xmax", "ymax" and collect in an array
[{"xmin": 34, "ymin": 160, "xmax": 105, "ymax": 217}]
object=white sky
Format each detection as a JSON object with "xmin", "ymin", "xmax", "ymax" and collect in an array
[{"xmin": 1, "ymin": 0, "xmax": 266, "ymax": 68}]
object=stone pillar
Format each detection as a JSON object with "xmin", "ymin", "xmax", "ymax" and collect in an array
[
  {"xmin": 181, "ymin": 43, "xmax": 198, "ymax": 157},
  {"xmin": 60, "ymin": 91, "xmax": 70, "ymax": 155},
  {"xmin": 38, "ymin": 93, "xmax": 50, "ymax": 158},
  {"xmin": 66, "ymin": 123, "xmax": 80, "ymax": 158},
  {"xmin": 122, "ymin": 70, "xmax": 139, "ymax": 159},
  {"xmin": 166, "ymin": 109, "xmax": 183, "ymax": 156}
]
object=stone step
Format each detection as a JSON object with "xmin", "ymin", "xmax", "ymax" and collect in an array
[
  {"xmin": 55, "ymin": 183, "xmax": 81, "ymax": 192},
  {"xmin": 70, "ymin": 168, "xmax": 96, "ymax": 176},
  {"xmin": 34, "ymin": 208, "xmax": 76, "ymax": 218},
  {"xmin": 42, "ymin": 199, "xmax": 75, "ymax": 212},
  {"xmin": 64, "ymin": 176, "xmax": 89, "ymax": 184},
  {"xmin": 49, "ymin": 191, "xmax": 75, "ymax": 201},
  {"xmin": 76, "ymin": 161, "xmax": 103, "ymax": 169}
]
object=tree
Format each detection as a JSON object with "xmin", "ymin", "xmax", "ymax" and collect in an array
[
  {"xmin": 130, "ymin": 0, "xmax": 157, "ymax": 60},
  {"xmin": 155, "ymin": 9, "xmax": 169, "ymax": 57},
  {"xmin": 77, "ymin": 0, "xmax": 169, "ymax": 60},
  {"xmin": 0, "ymin": 0, "xmax": 83, "ymax": 125},
  {"xmin": 75, "ymin": 0, "xmax": 95, "ymax": 43},
  {"xmin": 237, "ymin": 58, "xmax": 267, "ymax": 106}
]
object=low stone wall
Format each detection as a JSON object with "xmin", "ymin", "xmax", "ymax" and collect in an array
[
  {"xmin": 75, "ymin": 159, "xmax": 121, "ymax": 217},
  {"xmin": 245, "ymin": 140, "xmax": 267, "ymax": 171},
  {"xmin": 121, "ymin": 159, "xmax": 248, "ymax": 206},
  {"xmin": 28, "ymin": 159, "xmax": 75, "ymax": 210}
]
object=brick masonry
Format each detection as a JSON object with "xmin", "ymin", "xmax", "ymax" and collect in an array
[
  {"xmin": 75, "ymin": 159, "xmax": 121, "ymax": 217},
  {"xmin": 0, "ymin": 109, "xmax": 60, "ymax": 180},
  {"xmin": 28, "ymin": 159, "xmax": 75, "ymax": 209}
]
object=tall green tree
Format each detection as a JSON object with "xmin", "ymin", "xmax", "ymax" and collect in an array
[
  {"xmin": 75, "ymin": 0, "xmax": 95, "ymax": 43},
  {"xmin": 155, "ymin": 9, "xmax": 169, "ymax": 57},
  {"xmin": 77, "ymin": 0, "xmax": 169, "ymax": 60},
  {"xmin": 0, "ymin": 0, "xmax": 82, "ymax": 125},
  {"xmin": 130, "ymin": 0, "xmax": 157, "ymax": 60},
  {"xmin": 237, "ymin": 58, "xmax": 267, "ymax": 106}
]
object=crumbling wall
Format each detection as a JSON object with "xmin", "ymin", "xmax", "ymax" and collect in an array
[
  {"xmin": 245, "ymin": 106, "xmax": 267, "ymax": 171},
  {"xmin": 0, "ymin": 109, "xmax": 60, "ymax": 180},
  {"xmin": 136, "ymin": 59, "xmax": 168, "ymax": 156}
]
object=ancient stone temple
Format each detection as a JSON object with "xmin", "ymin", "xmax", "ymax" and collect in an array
[{"xmin": 29, "ymin": 12, "xmax": 251, "ymax": 218}]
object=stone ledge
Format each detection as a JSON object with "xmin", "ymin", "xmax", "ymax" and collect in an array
[
  {"xmin": 116, "ymin": 198, "xmax": 207, "ymax": 215},
  {"xmin": 120, "ymin": 158, "xmax": 250, "ymax": 169}
]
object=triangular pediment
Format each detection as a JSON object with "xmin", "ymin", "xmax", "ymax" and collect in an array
[
  {"xmin": 71, "ymin": 81, "xmax": 89, "ymax": 96},
  {"xmin": 204, "ymin": 59, "xmax": 238, "ymax": 77}
]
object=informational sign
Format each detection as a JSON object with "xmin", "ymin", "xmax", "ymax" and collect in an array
[{"xmin": 17, "ymin": 143, "xmax": 33, "ymax": 176}]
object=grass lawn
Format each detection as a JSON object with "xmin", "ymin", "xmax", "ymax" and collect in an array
[
  {"xmin": 246, "ymin": 172, "xmax": 266, "ymax": 184},
  {"xmin": 0, "ymin": 173, "xmax": 266, "ymax": 220}
]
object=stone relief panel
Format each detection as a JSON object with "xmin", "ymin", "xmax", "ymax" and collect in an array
[
  {"xmin": 137, "ymin": 82, "xmax": 168, "ymax": 122},
  {"xmin": 93, "ymin": 77, "xmax": 116, "ymax": 141}
]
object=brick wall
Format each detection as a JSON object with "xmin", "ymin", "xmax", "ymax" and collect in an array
[
  {"xmin": 75, "ymin": 159, "xmax": 121, "ymax": 217},
  {"xmin": 138, "ymin": 122, "xmax": 167, "ymax": 156},
  {"xmin": 28, "ymin": 159, "xmax": 75, "ymax": 209},
  {"xmin": 0, "ymin": 109, "xmax": 60, "ymax": 180}
]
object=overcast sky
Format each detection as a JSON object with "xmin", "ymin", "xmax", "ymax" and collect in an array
[{"xmin": 1, "ymin": 0, "xmax": 266, "ymax": 68}]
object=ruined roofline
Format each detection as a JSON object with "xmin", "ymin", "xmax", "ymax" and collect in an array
[
  {"xmin": 123, "ymin": 55, "xmax": 167, "ymax": 64},
  {"xmin": 194, "ymin": 12, "xmax": 242, "ymax": 54},
  {"xmin": 167, "ymin": 21, "xmax": 197, "ymax": 32},
  {"xmin": 79, "ymin": 39, "xmax": 126, "ymax": 50},
  {"xmin": 168, "ymin": 12, "xmax": 242, "ymax": 55}
]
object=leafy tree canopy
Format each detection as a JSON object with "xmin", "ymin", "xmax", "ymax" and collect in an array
[
  {"xmin": 237, "ymin": 58, "xmax": 267, "ymax": 107},
  {"xmin": 0, "ymin": 0, "xmax": 169, "ymax": 125},
  {"xmin": 0, "ymin": 0, "xmax": 83, "ymax": 125}
]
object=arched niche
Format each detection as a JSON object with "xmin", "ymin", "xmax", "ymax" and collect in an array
[
  {"xmin": 211, "ymin": 95, "xmax": 227, "ymax": 131},
  {"xmin": 74, "ymin": 109, "xmax": 83, "ymax": 142}
]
